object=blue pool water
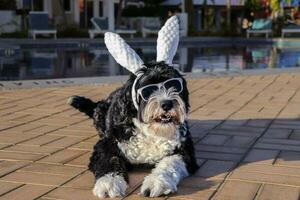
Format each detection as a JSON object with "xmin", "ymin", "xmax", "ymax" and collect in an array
[{"xmin": 0, "ymin": 42, "xmax": 300, "ymax": 80}]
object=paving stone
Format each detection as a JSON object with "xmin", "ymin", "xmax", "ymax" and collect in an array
[
  {"xmin": 38, "ymin": 149, "xmax": 87, "ymax": 164},
  {"xmin": 126, "ymin": 170, "xmax": 149, "ymax": 190},
  {"xmin": 243, "ymin": 149, "xmax": 279, "ymax": 164},
  {"xmin": 224, "ymin": 136, "xmax": 256, "ymax": 148},
  {"xmin": 84, "ymin": 136, "xmax": 100, "ymax": 143},
  {"xmin": 125, "ymin": 193, "xmax": 166, "ymax": 200},
  {"xmin": 43, "ymin": 136, "xmax": 84, "ymax": 148},
  {"xmin": 229, "ymin": 170, "xmax": 300, "ymax": 186},
  {"xmin": 0, "ymin": 181, "xmax": 23, "ymax": 196},
  {"xmin": 257, "ymin": 184, "xmax": 300, "ymax": 200},
  {"xmin": 196, "ymin": 151, "xmax": 243, "ymax": 161},
  {"xmin": 215, "ymin": 125, "xmax": 265, "ymax": 135},
  {"xmin": 275, "ymin": 151, "xmax": 300, "ymax": 167},
  {"xmin": 195, "ymin": 144, "xmax": 247, "ymax": 155},
  {"xmin": 200, "ymin": 135, "xmax": 230, "ymax": 146},
  {"xmin": 263, "ymin": 128, "xmax": 292, "ymax": 139},
  {"xmin": 246, "ymin": 119, "xmax": 271, "ymax": 128},
  {"xmin": 289, "ymin": 130, "xmax": 300, "ymax": 140},
  {"xmin": 0, "ymin": 133, "xmax": 38, "ymax": 145},
  {"xmin": 236, "ymin": 163, "xmax": 300, "ymax": 177},
  {"xmin": 65, "ymin": 151, "xmax": 91, "ymax": 167},
  {"xmin": 259, "ymin": 138, "xmax": 300, "ymax": 146},
  {"xmin": 222, "ymin": 119, "xmax": 248, "ymax": 127},
  {"xmin": 270, "ymin": 124, "xmax": 300, "ymax": 130},
  {"xmin": 172, "ymin": 188, "xmax": 217, "ymax": 200},
  {"xmin": 0, "ymin": 184, "xmax": 54, "ymax": 200},
  {"xmin": 209, "ymin": 129, "xmax": 261, "ymax": 137},
  {"xmin": 179, "ymin": 177, "xmax": 222, "ymax": 189},
  {"xmin": 19, "ymin": 163, "xmax": 85, "ymax": 176},
  {"xmin": 2, "ymin": 144, "xmax": 61, "ymax": 155},
  {"xmin": 195, "ymin": 160, "xmax": 236, "ymax": 179},
  {"xmin": 20, "ymin": 134, "xmax": 64, "ymax": 146},
  {"xmin": 0, "ymin": 144, "xmax": 10, "ymax": 150},
  {"xmin": 0, "ymin": 151, "xmax": 45, "ymax": 162},
  {"xmin": 48, "ymin": 129, "xmax": 97, "ymax": 137},
  {"xmin": 25, "ymin": 125, "xmax": 64, "ymax": 135},
  {"xmin": 43, "ymin": 187, "xmax": 100, "ymax": 200},
  {"xmin": 63, "ymin": 171, "xmax": 94, "ymax": 189},
  {"xmin": 0, "ymin": 160, "xmax": 29, "ymax": 178},
  {"xmin": 1, "ymin": 171, "xmax": 72, "ymax": 186},
  {"xmin": 212, "ymin": 180, "xmax": 261, "ymax": 200},
  {"xmin": 254, "ymin": 143, "xmax": 300, "ymax": 152},
  {"xmin": 69, "ymin": 142, "xmax": 94, "ymax": 151}
]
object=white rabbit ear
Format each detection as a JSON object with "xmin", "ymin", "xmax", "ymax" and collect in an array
[
  {"xmin": 156, "ymin": 16, "xmax": 179, "ymax": 65},
  {"xmin": 104, "ymin": 32, "xmax": 144, "ymax": 74}
]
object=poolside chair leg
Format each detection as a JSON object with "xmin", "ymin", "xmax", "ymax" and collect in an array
[{"xmin": 90, "ymin": 33, "xmax": 94, "ymax": 39}]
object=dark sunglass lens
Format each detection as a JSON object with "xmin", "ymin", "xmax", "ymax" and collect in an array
[
  {"xmin": 164, "ymin": 79, "xmax": 182, "ymax": 93},
  {"xmin": 141, "ymin": 85, "xmax": 159, "ymax": 100}
]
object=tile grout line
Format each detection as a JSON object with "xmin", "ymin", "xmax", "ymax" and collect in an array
[
  {"xmin": 33, "ymin": 169, "xmax": 89, "ymax": 200},
  {"xmin": 253, "ymin": 183, "xmax": 265, "ymax": 200},
  {"xmin": 0, "ymin": 183, "xmax": 26, "ymax": 197},
  {"xmin": 208, "ymin": 76, "xmax": 300, "ymax": 199},
  {"xmin": 190, "ymin": 77, "xmax": 247, "ymax": 113},
  {"xmin": 206, "ymin": 75, "xmax": 281, "ymax": 199}
]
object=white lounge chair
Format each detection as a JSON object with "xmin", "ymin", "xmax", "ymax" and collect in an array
[
  {"xmin": 247, "ymin": 19, "xmax": 272, "ymax": 39},
  {"xmin": 282, "ymin": 24, "xmax": 300, "ymax": 37},
  {"xmin": 116, "ymin": 27, "xmax": 137, "ymax": 38},
  {"xmin": 89, "ymin": 17, "xmax": 136, "ymax": 39},
  {"xmin": 29, "ymin": 11, "xmax": 57, "ymax": 40}
]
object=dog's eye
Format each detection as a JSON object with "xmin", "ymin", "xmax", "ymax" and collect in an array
[
  {"xmin": 140, "ymin": 85, "xmax": 159, "ymax": 101},
  {"xmin": 164, "ymin": 79, "xmax": 182, "ymax": 93}
]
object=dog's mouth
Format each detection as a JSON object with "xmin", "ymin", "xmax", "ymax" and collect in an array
[{"xmin": 154, "ymin": 113, "xmax": 177, "ymax": 124}]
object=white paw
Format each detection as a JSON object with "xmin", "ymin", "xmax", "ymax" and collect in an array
[
  {"xmin": 93, "ymin": 173, "xmax": 128, "ymax": 198},
  {"xmin": 140, "ymin": 173, "xmax": 177, "ymax": 197}
]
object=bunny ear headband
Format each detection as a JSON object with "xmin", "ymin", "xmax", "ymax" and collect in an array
[{"xmin": 104, "ymin": 16, "xmax": 180, "ymax": 110}]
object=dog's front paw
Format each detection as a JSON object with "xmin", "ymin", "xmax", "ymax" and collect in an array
[
  {"xmin": 141, "ymin": 174, "xmax": 176, "ymax": 197},
  {"xmin": 93, "ymin": 173, "xmax": 128, "ymax": 198}
]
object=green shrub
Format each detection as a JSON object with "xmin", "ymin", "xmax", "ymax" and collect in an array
[
  {"xmin": 122, "ymin": 5, "xmax": 163, "ymax": 17},
  {"xmin": 0, "ymin": 0, "xmax": 16, "ymax": 10},
  {"xmin": 0, "ymin": 31, "xmax": 28, "ymax": 38}
]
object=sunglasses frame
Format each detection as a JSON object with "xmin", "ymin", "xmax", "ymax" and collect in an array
[{"xmin": 137, "ymin": 77, "xmax": 183, "ymax": 102}]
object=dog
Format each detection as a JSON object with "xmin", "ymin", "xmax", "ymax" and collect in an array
[{"xmin": 68, "ymin": 16, "xmax": 198, "ymax": 198}]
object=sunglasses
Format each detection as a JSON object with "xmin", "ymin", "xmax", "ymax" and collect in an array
[{"xmin": 137, "ymin": 78, "xmax": 183, "ymax": 102}]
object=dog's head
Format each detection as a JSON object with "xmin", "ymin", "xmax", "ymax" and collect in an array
[
  {"xmin": 104, "ymin": 16, "xmax": 188, "ymax": 139},
  {"xmin": 133, "ymin": 62, "xmax": 189, "ymax": 138}
]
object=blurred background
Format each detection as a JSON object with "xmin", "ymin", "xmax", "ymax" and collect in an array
[{"xmin": 1, "ymin": 0, "xmax": 300, "ymax": 81}]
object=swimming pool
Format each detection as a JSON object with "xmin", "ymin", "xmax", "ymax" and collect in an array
[{"xmin": 1, "ymin": 39, "xmax": 300, "ymax": 81}]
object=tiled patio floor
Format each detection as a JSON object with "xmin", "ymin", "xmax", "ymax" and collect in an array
[{"xmin": 0, "ymin": 73, "xmax": 300, "ymax": 200}]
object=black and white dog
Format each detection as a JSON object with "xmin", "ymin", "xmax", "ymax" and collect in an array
[{"xmin": 68, "ymin": 16, "xmax": 198, "ymax": 198}]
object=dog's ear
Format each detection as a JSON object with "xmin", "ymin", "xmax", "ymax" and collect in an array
[
  {"xmin": 104, "ymin": 32, "xmax": 144, "ymax": 74},
  {"xmin": 156, "ymin": 16, "xmax": 179, "ymax": 65}
]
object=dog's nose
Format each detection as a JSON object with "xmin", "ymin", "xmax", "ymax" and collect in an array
[{"xmin": 161, "ymin": 100, "xmax": 173, "ymax": 111}]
